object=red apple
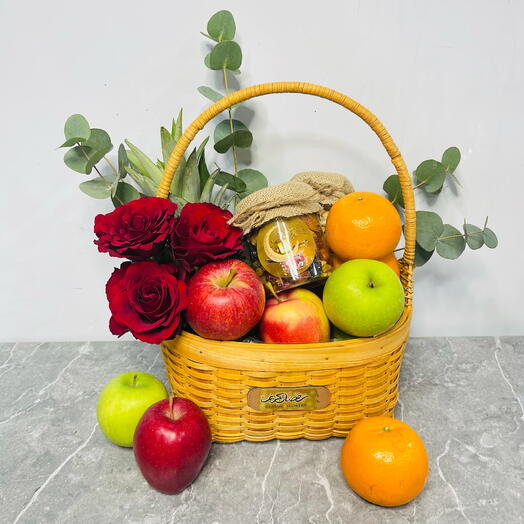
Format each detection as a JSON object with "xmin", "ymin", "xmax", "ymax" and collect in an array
[
  {"xmin": 133, "ymin": 397, "xmax": 212, "ymax": 494},
  {"xmin": 186, "ymin": 259, "xmax": 265, "ymax": 340},
  {"xmin": 260, "ymin": 288, "xmax": 330, "ymax": 344}
]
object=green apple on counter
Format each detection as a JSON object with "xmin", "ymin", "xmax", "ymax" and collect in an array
[
  {"xmin": 97, "ymin": 372, "xmax": 168, "ymax": 447},
  {"xmin": 323, "ymin": 259, "xmax": 405, "ymax": 337}
]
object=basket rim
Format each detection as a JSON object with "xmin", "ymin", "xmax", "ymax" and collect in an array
[{"xmin": 162, "ymin": 306, "xmax": 412, "ymax": 371}]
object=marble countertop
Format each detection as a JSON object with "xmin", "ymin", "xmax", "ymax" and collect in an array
[{"xmin": 0, "ymin": 337, "xmax": 522, "ymax": 524}]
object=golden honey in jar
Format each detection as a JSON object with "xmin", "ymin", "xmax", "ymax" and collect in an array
[{"xmin": 247, "ymin": 214, "xmax": 331, "ymax": 293}]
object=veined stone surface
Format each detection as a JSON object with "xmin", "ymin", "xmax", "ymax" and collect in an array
[{"xmin": 0, "ymin": 337, "xmax": 522, "ymax": 524}]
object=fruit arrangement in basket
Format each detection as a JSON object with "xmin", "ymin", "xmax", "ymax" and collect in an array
[{"xmin": 59, "ymin": 8, "xmax": 498, "ymax": 507}]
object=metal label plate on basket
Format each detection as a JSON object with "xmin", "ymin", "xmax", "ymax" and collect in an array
[{"xmin": 247, "ymin": 386, "xmax": 330, "ymax": 411}]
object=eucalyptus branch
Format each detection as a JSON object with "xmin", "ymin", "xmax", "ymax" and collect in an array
[
  {"xmin": 78, "ymin": 143, "xmax": 111, "ymax": 188},
  {"xmin": 222, "ymin": 68, "xmax": 239, "ymax": 177}
]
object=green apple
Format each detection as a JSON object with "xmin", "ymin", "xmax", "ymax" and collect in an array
[
  {"xmin": 96, "ymin": 372, "xmax": 168, "ymax": 447},
  {"xmin": 323, "ymin": 259, "xmax": 405, "ymax": 337}
]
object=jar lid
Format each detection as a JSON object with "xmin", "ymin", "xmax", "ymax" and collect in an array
[{"xmin": 230, "ymin": 181, "xmax": 321, "ymax": 234}]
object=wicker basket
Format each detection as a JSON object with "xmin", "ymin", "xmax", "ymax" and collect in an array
[{"xmin": 156, "ymin": 82, "xmax": 416, "ymax": 443}]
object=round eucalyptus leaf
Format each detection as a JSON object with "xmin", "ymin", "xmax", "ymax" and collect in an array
[
  {"xmin": 64, "ymin": 146, "xmax": 94, "ymax": 174},
  {"xmin": 208, "ymin": 41, "xmax": 242, "ymax": 71},
  {"xmin": 237, "ymin": 169, "xmax": 268, "ymax": 198},
  {"xmin": 112, "ymin": 181, "xmax": 140, "ymax": 206},
  {"xmin": 483, "ymin": 228, "xmax": 498, "ymax": 248},
  {"xmin": 207, "ymin": 10, "xmax": 236, "ymax": 42},
  {"xmin": 463, "ymin": 223, "xmax": 484, "ymax": 249},
  {"xmin": 85, "ymin": 128, "xmax": 112, "ymax": 154},
  {"xmin": 214, "ymin": 119, "xmax": 248, "ymax": 143},
  {"xmin": 214, "ymin": 130, "xmax": 252, "ymax": 153},
  {"xmin": 64, "ymin": 114, "xmax": 91, "ymax": 142},
  {"xmin": 442, "ymin": 146, "xmax": 461, "ymax": 173},
  {"xmin": 204, "ymin": 53, "xmax": 212, "ymax": 69},
  {"xmin": 414, "ymin": 242, "xmax": 434, "ymax": 267},
  {"xmin": 383, "ymin": 174, "xmax": 405, "ymax": 208},
  {"xmin": 79, "ymin": 178, "xmax": 113, "ymax": 199},
  {"xmin": 215, "ymin": 171, "xmax": 247, "ymax": 193},
  {"xmin": 414, "ymin": 159, "xmax": 446, "ymax": 193},
  {"xmin": 416, "ymin": 210, "xmax": 444, "ymax": 251},
  {"xmin": 436, "ymin": 224, "xmax": 466, "ymax": 259}
]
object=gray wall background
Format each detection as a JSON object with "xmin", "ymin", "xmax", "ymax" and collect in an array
[{"xmin": 1, "ymin": 0, "xmax": 522, "ymax": 340}]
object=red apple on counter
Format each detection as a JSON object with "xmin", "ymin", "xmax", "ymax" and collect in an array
[
  {"xmin": 133, "ymin": 397, "xmax": 212, "ymax": 494},
  {"xmin": 186, "ymin": 259, "xmax": 265, "ymax": 340},
  {"xmin": 260, "ymin": 288, "xmax": 330, "ymax": 344}
]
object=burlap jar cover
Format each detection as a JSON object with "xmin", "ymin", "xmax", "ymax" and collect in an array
[
  {"xmin": 230, "ymin": 172, "xmax": 354, "ymax": 292},
  {"xmin": 231, "ymin": 172, "xmax": 354, "ymax": 233}
]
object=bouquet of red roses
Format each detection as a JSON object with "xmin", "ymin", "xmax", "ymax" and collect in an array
[{"xmin": 95, "ymin": 198, "xmax": 243, "ymax": 344}]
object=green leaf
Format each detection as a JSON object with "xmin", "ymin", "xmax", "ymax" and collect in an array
[
  {"xmin": 117, "ymin": 144, "xmax": 127, "ymax": 178},
  {"xmin": 170, "ymin": 156, "xmax": 187, "ymax": 197},
  {"xmin": 197, "ymin": 86, "xmax": 224, "ymax": 103},
  {"xmin": 180, "ymin": 141, "xmax": 208, "ymax": 203},
  {"xmin": 125, "ymin": 140, "xmax": 163, "ymax": 189},
  {"xmin": 198, "ymin": 149, "xmax": 211, "ymax": 188},
  {"xmin": 414, "ymin": 242, "xmax": 434, "ymax": 267},
  {"xmin": 64, "ymin": 146, "xmax": 106, "ymax": 174},
  {"xmin": 414, "ymin": 159, "xmax": 446, "ymax": 193},
  {"xmin": 125, "ymin": 165, "xmax": 157, "ymax": 196},
  {"xmin": 84, "ymin": 128, "xmax": 112, "ymax": 154},
  {"xmin": 169, "ymin": 195, "xmax": 189, "ymax": 212},
  {"xmin": 207, "ymin": 10, "xmax": 236, "ymax": 42},
  {"xmin": 208, "ymin": 41, "xmax": 242, "ymax": 71},
  {"xmin": 161, "ymin": 126, "xmax": 176, "ymax": 164},
  {"xmin": 200, "ymin": 169, "xmax": 219, "ymax": 202},
  {"xmin": 79, "ymin": 177, "xmax": 113, "ymax": 199},
  {"xmin": 442, "ymin": 146, "xmax": 461, "ymax": 173},
  {"xmin": 112, "ymin": 181, "xmax": 140, "ymax": 206},
  {"xmin": 110, "ymin": 144, "xmax": 128, "ymax": 197},
  {"xmin": 214, "ymin": 119, "xmax": 245, "ymax": 143},
  {"xmin": 215, "ymin": 130, "xmax": 252, "ymax": 153},
  {"xmin": 436, "ymin": 224, "xmax": 466, "ymax": 259},
  {"xmin": 215, "ymin": 171, "xmax": 247, "ymax": 193},
  {"xmin": 383, "ymin": 175, "xmax": 405, "ymax": 208},
  {"xmin": 64, "ymin": 146, "xmax": 91, "ymax": 174},
  {"xmin": 213, "ymin": 181, "xmax": 230, "ymax": 207},
  {"xmin": 463, "ymin": 223, "xmax": 484, "ymax": 250},
  {"xmin": 237, "ymin": 169, "xmax": 268, "ymax": 198},
  {"xmin": 416, "ymin": 211, "xmax": 444, "ymax": 251},
  {"xmin": 204, "ymin": 52, "xmax": 212, "ymax": 69},
  {"xmin": 172, "ymin": 109, "xmax": 183, "ymax": 142},
  {"xmin": 61, "ymin": 114, "xmax": 91, "ymax": 146},
  {"xmin": 483, "ymin": 228, "xmax": 498, "ymax": 248}
]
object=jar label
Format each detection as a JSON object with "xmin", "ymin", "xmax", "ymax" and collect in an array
[{"xmin": 247, "ymin": 386, "xmax": 330, "ymax": 411}]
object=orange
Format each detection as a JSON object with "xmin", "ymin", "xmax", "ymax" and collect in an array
[
  {"xmin": 377, "ymin": 253, "xmax": 401, "ymax": 277},
  {"xmin": 340, "ymin": 416, "xmax": 428, "ymax": 507},
  {"xmin": 326, "ymin": 192, "xmax": 402, "ymax": 260}
]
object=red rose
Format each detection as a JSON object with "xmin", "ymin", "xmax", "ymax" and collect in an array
[
  {"xmin": 106, "ymin": 261, "xmax": 188, "ymax": 344},
  {"xmin": 94, "ymin": 197, "xmax": 177, "ymax": 261},
  {"xmin": 170, "ymin": 203, "xmax": 243, "ymax": 270}
]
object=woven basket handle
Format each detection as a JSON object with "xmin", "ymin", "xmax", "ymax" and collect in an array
[{"xmin": 157, "ymin": 82, "xmax": 415, "ymax": 298}]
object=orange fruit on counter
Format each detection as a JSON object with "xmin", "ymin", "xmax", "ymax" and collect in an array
[
  {"xmin": 326, "ymin": 192, "xmax": 402, "ymax": 260},
  {"xmin": 377, "ymin": 252, "xmax": 401, "ymax": 277},
  {"xmin": 340, "ymin": 416, "xmax": 428, "ymax": 507}
]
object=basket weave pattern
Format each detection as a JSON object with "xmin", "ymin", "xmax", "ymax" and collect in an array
[{"xmin": 157, "ymin": 82, "xmax": 415, "ymax": 442}]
